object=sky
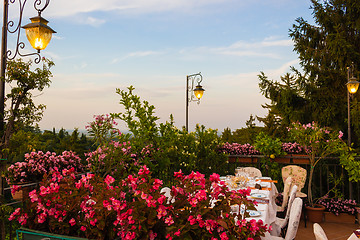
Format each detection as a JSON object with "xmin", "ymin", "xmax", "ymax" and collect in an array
[{"xmin": 2, "ymin": 0, "xmax": 315, "ymax": 133}]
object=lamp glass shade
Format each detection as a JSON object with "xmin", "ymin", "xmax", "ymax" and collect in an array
[
  {"xmin": 347, "ymin": 78, "xmax": 360, "ymax": 94},
  {"xmin": 22, "ymin": 16, "xmax": 56, "ymax": 51},
  {"xmin": 193, "ymin": 85, "xmax": 205, "ymax": 99}
]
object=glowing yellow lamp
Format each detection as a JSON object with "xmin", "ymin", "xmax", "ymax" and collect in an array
[
  {"xmin": 193, "ymin": 84, "xmax": 205, "ymax": 100},
  {"xmin": 347, "ymin": 77, "xmax": 360, "ymax": 94},
  {"xmin": 22, "ymin": 15, "xmax": 56, "ymax": 52}
]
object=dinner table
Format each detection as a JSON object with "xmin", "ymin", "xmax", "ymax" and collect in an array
[{"xmin": 222, "ymin": 175, "xmax": 279, "ymax": 235}]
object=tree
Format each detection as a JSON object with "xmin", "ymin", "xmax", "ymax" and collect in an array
[
  {"xmin": 258, "ymin": 0, "xmax": 360, "ymax": 142},
  {"xmin": 0, "ymin": 58, "xmax": 54, "ymax": 158}
]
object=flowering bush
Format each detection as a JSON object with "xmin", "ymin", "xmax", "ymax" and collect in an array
[
  {"xmin": 5, "ymin": 150, "xmax": 84, "ymax": 184},
  {"xmin": 218, "ymin": 142, "xmax": 260, "ymax": 155},
  {"xmin": 9, "ymin": 166, "xmax": 270, "ymax": 240},
  {"xmin": 85, "ymin": 140, "xmax": 140, "ymax": 179},
  {"xmin": 317, "ymin": 195, "xmax": 358, "ymax": 216},
  {"xmin": 287, "ymin": 121, "xmax": 348, "ymax": 207}
]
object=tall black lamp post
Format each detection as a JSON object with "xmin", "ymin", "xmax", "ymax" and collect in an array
[
  {"xmin": 346, "ymin": 63, "xmax": 359, "ymax": 147},
  {"xmin": 0, "ymin": 0, "xmax": 55, "ymax": 199},
  {"xmin": 186, "ymin": 72, "xmax": 205, "ymax": 132}
]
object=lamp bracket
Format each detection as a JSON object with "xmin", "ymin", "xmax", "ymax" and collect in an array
[
  {"xmin": 5, "ymin": 0, "xmax": 51, "ymax": 64},
  {"xmin": 187, "ymin": 72, "xmax": 203, "ymax": 103}
]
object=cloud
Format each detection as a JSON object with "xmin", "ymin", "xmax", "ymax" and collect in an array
[
  {"xmin": 82, "ymin": 17, "xmax": 106, "ymax": 27},
  {"xmin": 45, "ymin": 0, "xmax": 240, "ymax": 18},
  {"xmin": 176, "ymin": 37, "xmax": 293, "ymax": 59},
  {"xmin": 115, "ymin": 51, "xmax": 163, "ymax": 62}
]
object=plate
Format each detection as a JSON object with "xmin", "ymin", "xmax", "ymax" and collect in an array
[
  {"xmin": 258, "ymin": 177, "xmax": 271, "ymax": 180},
  {"xmin": 250, "ymin": 193, "xmax": 266, "ymax": 198},
  {"xmin": 247, "ymin": 210, "xmax": 261, "ymax": 217}
]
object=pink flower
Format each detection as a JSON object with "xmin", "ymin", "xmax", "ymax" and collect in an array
[
  {"xmin": 165, "ymin": 216, "xmax": 174, "ymax": 226},
  {"xmin": 80, "ymin": 226, "xmax": 86, "ymax": 231},
  {"xmin": 105, "ymin": 175, "xmax": 115, "ymax": 185},
  {"xmin": 69, "ymin": 218, "xmax": 76, "ymax": 226},
  {"xmin": 339, "ymin": 131, "xmax": 344, "ymax": 139},
  {"xmin": 220, "ymin": 232, "xmax": 229, "ymax": 240}
]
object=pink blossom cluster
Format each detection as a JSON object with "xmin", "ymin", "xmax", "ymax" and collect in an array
[
  {"xmin": 85, "ymin": 114, "xmax": 121, "ymax": 136},
  {"xmin": 5, "ymin": 151, "xmax": 84, "ymax": 184},
  {"xmin": 218, "ymin": 143, "xmax": 260, "ymax": 155},
  {"xmin": 9, "ymin": 166, "xmax": 270, "ymax": 240},
  {"xmin": 281, "ymin": 142, "xmax": 304, "ymax": 154},
  {"xmin": 317, "ymin": 195, "xmax": 359, "ymax": 216}
]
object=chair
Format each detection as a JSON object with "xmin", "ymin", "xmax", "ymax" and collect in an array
[
  {"xmin": 313, "ymin": 223, "xmax": 328, "ymax": 240},
  {"xmin": 271, "ymin": 185, "xmax": 298, "ymax": 236},
  {"xmin": 242, "ymin": 167, "xmax": 262, "ymax": 178},
  {"xmin": 282, "ymin": 165, "xmax": 307, "ymax": 198},
  {"xmin": 267, "ymin": 197, "xmax": 303, "ymax": 240},
  {"xmin": 277, "ymin": 176, "xmax": 292, "ymax": 212}
]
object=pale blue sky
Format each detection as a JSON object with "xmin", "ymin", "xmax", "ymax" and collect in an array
[{"xmin": 3, "ymin": 0, "xmax": 314, "ymax": 132}]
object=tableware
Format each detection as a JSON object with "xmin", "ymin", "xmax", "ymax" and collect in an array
[
  {"xmin": 258, "ymin": 177, "xmax": 271, "ymax": 180},
  {"xmin": 250, "ymin": 193, "xmax": 266, "ymax": 199},
  {"xmin": 247, "ymin": 210, "xmax": 261, "ymax": 217}
]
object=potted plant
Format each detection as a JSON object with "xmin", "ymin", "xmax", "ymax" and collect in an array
[
  {"xmin": 287, "ymin": 122, "xmax": 348, "ymax": 222},
  {"xmin": 9, "ymin": 165, "xmax": 271, "ymax": 240}
]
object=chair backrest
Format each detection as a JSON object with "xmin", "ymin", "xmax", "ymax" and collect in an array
[
  {"xmin": 284, "ymin": 197, "xmax": 303, "ymax": 240},
  {"xmin": 280, "ymin": 176, "xmax": 293, "ymax": 210},
  {"xmin": 282, "ymin": 185, "xmax": 298, "ymax": 227},
  {"xmin": 313, "ymin": 223, "xmax": 328, "ymax": 240},
  {"xmin": 242, "ymin": 167, "xmax": 262, "ymax": 178},
  {"xmin": 282, "ymin": 165, "xmax": 307, "ymax": 195}
]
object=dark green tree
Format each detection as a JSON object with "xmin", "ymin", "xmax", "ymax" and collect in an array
[{"xmin": 258, "ymin": 0, "xmax": 360, "ymax": 143}]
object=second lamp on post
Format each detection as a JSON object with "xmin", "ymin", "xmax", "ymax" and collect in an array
[
  {"xmin": 346, "ymin": 62, "xmax": 359, "ymax": 147},
  {"xmin": 186, "ymin": 72, "xmax": 205, "ymax": 132}
]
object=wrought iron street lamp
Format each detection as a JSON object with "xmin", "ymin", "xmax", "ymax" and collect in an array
[
  {"xmin": 0, "ymin": 0, "xmax": 56, "ymax": 131},
  {"xmin": 0, "ymin": 0, "xmax": 55, "ymax": 198},
  {"xmin": 186, "ymin": 72, "xmax": 205, "ymax": 132},
  {"xmin": 346, "ymin": 63, "xmax": 359, "ymax": 147}
]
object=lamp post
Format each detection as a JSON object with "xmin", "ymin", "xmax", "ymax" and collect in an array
[
  {"xmin": 346, "ymin": 63, "xmax": 359, "ymax": 147},
  {"xmin": 0, "ymin": 0, "xmax": 55, "ymax": 200},
  {"xmin": 186, "ymin": 72, "xmax": 205, "ymax": 132},
  {"xmin": 0, "ymin": 0, "xmax": 56, "ymax": 132}
]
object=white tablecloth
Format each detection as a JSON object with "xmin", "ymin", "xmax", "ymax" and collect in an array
[{"xmin": 246, "ymin": 181, "xmax": 278, "ymax": 226}]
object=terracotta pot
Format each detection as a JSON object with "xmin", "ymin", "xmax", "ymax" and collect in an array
[
  {"xmin": 11, "ymin": 183, "xmax": 32, "ymax": 201},
  {"xmin": 306, "ymin": 204, "xmax": 325, "ymax": 223}
]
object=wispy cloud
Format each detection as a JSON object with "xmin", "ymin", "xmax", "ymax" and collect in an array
[
  {"xmin": 112, "ymin": 51, "xmax": 163, "ymax": 63},
  {"xmin": 46, "ymin": 0, "xmax": 240, "ymax": 18}
]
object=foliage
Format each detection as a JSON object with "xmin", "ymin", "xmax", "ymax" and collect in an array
[
  {"xmin": 220, "ymin": 115, "xmax": 262, "ymax": 144},
  {"xmin": 258, "ymin": 0, "xmax": 360, "ymax": 145},
  {"xmin": 113, "ymin": 86, "xmax": 228, "ymax": 182},
  {"xmin": 85, "ymin": 114, "xmax": 129, "ymax": 147},
  {"xmin": 4, "ymin": 150, "xmax": 84, "ymax": 184},
  {"xmin": 287, "ymin": 121, "xmax": 348, "ymax": 206},
  {"xmin": 1, "ymin": 58, "xmax": 54, "ymax": 158},
  {"xmin": 254, "ymin": 132, "xmax": 283, "ymax": 158},
  {"xmin": 9, "ymin": 166, "xmax": 270, "ymax": 240},
  {"xmin": 85, "ymin": 140, "xmax": 140, "ymax": 179},
  {"xmin": 0, "ymin": 204, "xmax": 20, "ymax": 240}
]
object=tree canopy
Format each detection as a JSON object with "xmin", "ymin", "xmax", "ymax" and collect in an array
[{"xmin": 258, "ymin": 0, "xmax": 360, "ymax": 143}]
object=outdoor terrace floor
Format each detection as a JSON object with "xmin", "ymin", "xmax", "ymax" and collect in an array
[{"xmin": 296, "ymin": 218, "xmax": 359, "ymax": 239}]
